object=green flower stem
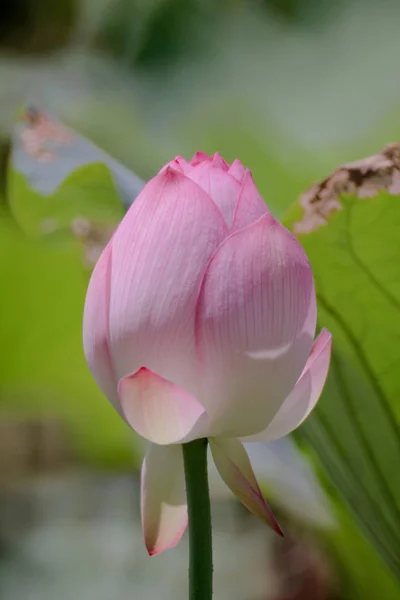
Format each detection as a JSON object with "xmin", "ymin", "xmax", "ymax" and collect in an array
[{"xmin": 182, "ymin": 438, "xmax": 213, "ymax": 600}]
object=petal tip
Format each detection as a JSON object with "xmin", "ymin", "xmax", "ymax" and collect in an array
[
  {"xmin": 271, "ymin": 517, "xmax": 285, "ymax": 537},
  {"xmin": 191, "ymin": 151, "xmax": 211, "ymax": 165},
  {"xmin": 163, "ymin": 165, "xmax": 183, "ymax": 179},
  {"xmin": 256, "ymin": 484, "xmax": 284, "ymax": 537},
  {"xmin": 320, "ymin": 328, "xmax": 333, "ymax": 345},
  {"xmin": 144, "ymin": 518, "xmax": 188, "ymax": 557},
  {"xmin": 211, "ymin": 152, "xmax": 229, "ymax": 169}
]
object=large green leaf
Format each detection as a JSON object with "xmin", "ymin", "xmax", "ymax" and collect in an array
[{"xmin": 286, "ymin": 171, "xmax": 400, "ymax": 581}]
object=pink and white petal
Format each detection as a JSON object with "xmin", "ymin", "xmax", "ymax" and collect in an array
[
  {"xmin": 211, "ymin": 152, "xmax": 229, "ymax": 170},
  {"xmin": 187, "ymin": 162, "xmax": 241, "ymax": 227},
  {"xmin": 83, "ymin": 242, "xmax": 121, "ymax": 414},
  {"xmin": 191, "ymin": 151, "xmax": 211, "ymax": 165},
  {"xmin": 228, "ymin": 159, "xmax": 247, "ymax": 182},
  {"xmin": 109, "ymin": 168, "xmax": 228, "ymax": 395},
  {"xmin": 141, "ymin": 443, "xmax": 188, "ymax": 556},
  {"xmin": 231, "ymin": 170, "xmax": 269, "ymax": 231},
  {"xmin": 209, "ymin": 438, "xmax": 283, "ymax": 535},
  {"xmin": 244, "ymin": 329, "xmax": 332, "ymax": 442},
  {"xmin": 118, "ymin": 367, "xmax": 209, "ymax": 444},
  {"xmin": 195, "ymin": 213, "xmax": 316, "ymax": 437}
]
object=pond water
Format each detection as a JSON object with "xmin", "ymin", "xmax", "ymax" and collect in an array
[{"xmin": 0, "ymin": 472, "xmax": 279, "ymax": 600}]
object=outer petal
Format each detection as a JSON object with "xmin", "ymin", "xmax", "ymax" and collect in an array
[
  {"xmin": 83, "ymin": 242, "xmax": 121, "ymax": 414},
  {"xmin": 231, "ymin": 170, "xmax": 269, "ymax": 231},
  {"xmin": 195, "ymin": 213, "xmax": 316, "ymax": 437},
  {"xmin": 118, "ymin": 367, "xmax": 209, "ymax": 444},
  {"xmin": 187, "ymin": 162, "xmax": 241, "ymax": 227},
  {"xmin": 244, "ymin": 329, "xmax": 332, "ymax": 442},
  {"xmin": 141, "ymin": 443, "xmax": 187, "ymax": 556},
  {"xmin": 209, "ymin": 437, "xmax": 283, "ymax": 535},
  {"xmin": 109, "ymin": 168, "xmax": 228, "ymax": 398},
  {"xmin": 228, "ymin": 158, "xmax": 247, "ymax": 182}
]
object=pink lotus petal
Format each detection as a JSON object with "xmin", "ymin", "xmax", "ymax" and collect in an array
[
  {"xmin": 158, "ymin": 158, "xmax": 184, "ymax": 174},
  {"xmin": 191, "ymin": 151, "xmax": 211, "ymax": 165},
  {"xmin": 177, "ymin": 156, "xmax": 194, "ymax": 173},
  {"xmin": 83, "ymin": 242, "xmax": 122, "ymax": 414},
  {"xmin": 188, "ymin": 162, "xmax": 241, "ymax": 227},
  {"xmin": 173, "ymin": 156, "xmax": 193, "ymax": 174},
  {"xmin": 195, "ymin": 213, "xmax": 316, "ymax": 437},
  {"xmin": 118, "ymin": 367, "xmax": 208, "ymax": 444},
  {"xmin": 211, "ymin": 152, "xmax": 229, "ymax": 170},
  {"xmin": 159, "ymin": 156, "xmax": 194, "ymax": 177},
  {"xmin": 209, "ymin": 437, "xmax": 283, "ymax": 535},
  {"xmin": 109, "ymin": 168, "xmax": 228, "ymax": 397},
  {"xmin": 231, "ymin": 170, "xmax": 269, "ymax": 231},
  {"xmin": 141, "ymin": 443, "xmax": 188, "ymax": 556},
  {"xmin": 244, "ymin": 329, "xmax": 332, "ymax": 442},
  {"xmin": 228, "ymin": 158, "xmax": 247, "ymax": 182}
]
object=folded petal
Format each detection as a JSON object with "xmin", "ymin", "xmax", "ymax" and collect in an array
[
  {"xmin": 109, "ymin": 168, "xmax": 228, "ymax": 397},
  {"xmin": 228, "ymin": 158, "xmax": 247, "ymax": 182},
  {"xmin": 188, "ymin": 162, "xmax": 241, "ymax": 227},
  {"xmin": 118, "ymin": 367, "xmax": 209, "ymax": 444},
  {"xmin": 83, "ymin": 242, "xmax": 121, "ymax": 414},
  {"xmin": 195, "ymin": 213, "xmax": 316, "ymax": 437},
  {"xmin": 209, "ymin": 437, "xmax": 283, "ymax": 535},
  {"xmin": 141, "ymin": 443, "xmax": 188, "ymax": 556},
  {"xmin": 231, "ymin": 170, "xmax": 269, "ymax": 231},
  {"xmin": 244, "ymin": 329, "xmax": 332, "ymax": 442}
]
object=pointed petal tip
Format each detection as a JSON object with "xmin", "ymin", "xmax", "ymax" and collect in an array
[
  {"xmin": 251, "ymin": 478, "xmax": 285, "ymax": 536},
  {"xmin": 210, "ymin": 438, "xmax": 284, "ymax": 535},
  {"xmin": 318, "ymin": 327, "xmax": 332, "ymax": 347},
  {"xmin": 162, "ymin": 164, "xmax": 184, "ymax": 180},
  {"xmin": 144, "ymin": 505, "xmax": 188, "ymax": 556},
  {"xmin": 145, "ymin": 520, "xmax": 188, "ymax": 556},
  {"xmin": 211, "ymin": 152, "xmax": 229, "ymax": 170},
  {"xmin": 228, "ymin": 158, "xmax": 247, "ymax": 182},
  {"xmin": 191, "ymin": 151, "xmax": 211, "ymax": 165},
  {"xmin": 158, "ymin": 159, "xmax": 184, "ymax": 176},
  {"xmin": 269, "ymin": 513, "xmax": 284, "ymax": 537}
]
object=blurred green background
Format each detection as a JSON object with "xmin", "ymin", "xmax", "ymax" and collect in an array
[{"xmin": 1, "ymin": 1, "xmax": 400, "ymax": 598}]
